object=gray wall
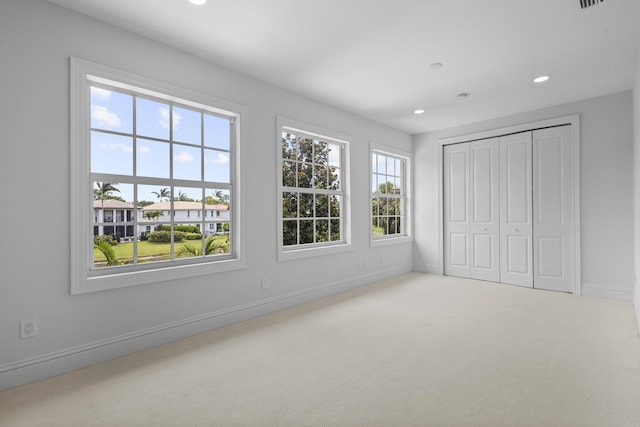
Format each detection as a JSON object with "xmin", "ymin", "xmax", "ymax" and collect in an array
[
  {"xmin": 0, "ymin": 0, "xmax": 412, "ymax": 390},
  {"xmin": 414, "ymin": 91, "xmax": 635, "ymax": 300}
]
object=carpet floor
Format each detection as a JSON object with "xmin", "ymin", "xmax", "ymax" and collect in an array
[{"xmin": 1, "ymin": 273, "xmax": 640, "ymax": 426}]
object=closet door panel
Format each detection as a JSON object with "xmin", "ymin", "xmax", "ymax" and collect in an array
[
  {"xmin": 469, "ymin": 138, "xmax": 500, "ymax": 281},
  {"xmin": 533, "ymin": 126, "xmax": 574, "ymax": 292},
  {"xmin": 444, "ymin": 143, "xmax": 470, "ymax": 278},
  {"xmin": 500, "ymin": 133, "xmax": 533, "ymax": 287}
]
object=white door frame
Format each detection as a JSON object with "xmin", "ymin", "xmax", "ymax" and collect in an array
[{"xmin": 437, "ymin": 115, "xmax": 581, "ymax": 295}]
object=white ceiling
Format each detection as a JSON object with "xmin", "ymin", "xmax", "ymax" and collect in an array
[{"xmin": 48, "ymin": 0, "xmax": 640, "ymax": 134}]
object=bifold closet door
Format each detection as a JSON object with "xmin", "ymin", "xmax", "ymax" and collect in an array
[
  {"xmin": 469, "ymin": 138, "xmax": 500, "ymax": 281},
  {"xmin": 500, "ymin": 132, "xmax": 533, "ymax": 287},
  {"xmin": 444, "ymin": 143, "xmax": 470, "ymax": 278},
  {"xmin": 444, "ymin": 139, "xmax": 499, "ymax": 281},
  {"xmin": 533, "ymin": 125, "xmax": 574, "ymax": 293}
]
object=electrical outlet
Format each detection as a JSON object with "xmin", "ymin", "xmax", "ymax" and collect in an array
[
  {"xmin": 21, "ymin": 318, "xmax": 38, "ymax": 339},
  {"xmin": 261, "ymin": 277, "xmax": 269, "ymax": 289}
]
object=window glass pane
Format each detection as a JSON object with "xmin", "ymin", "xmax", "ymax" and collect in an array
[
  {"xmin": 386, "ymin": 156, "xmax": 395, "ymax": 177},
  {"xmin": 283, "ymin": 161, "xmax": 297, "ymax": 187},
  {"xmin": 395, "ymin": 158, "xmax": 402, "ymax": 177},
  {"xmin": 330, "ymin": 195, "xmax": 341, "ymax": 218},
  {"xmin": 299, "ymin": 138, "xmax": 313, "ymax": 163},
  {"xmin": 93, "ymin": 235, "xmax": 134, "ymax": 269},
  {"xmin": 299, "ymin": 193, "xmax": 313, "ymax": 218},
  {"xmin": 316, "ymin": 220, "xmax": 329, "ymax": 242},
  {"xmin": 299, "ymin": 220, "xmax": 314, "ymax": 244},
  {"xmin": 283, "ymin": 220, "xmax": 297, "ymax": 246},
  {"xmin": 313, "ymin": 140, "xmax": 328, "ymax": 165},
  {"xmin": 298, "ymin": 163, "xmax": 312, "ymax": 188},
  {"xmin": 136, "ymin": 98, "xmax": 170, "ymax": 140},
  {"xmin": 206, "ymin": 188, "xmax": 230, "ymax": 207},
  {"xmin": 315, "ymin": 194, "xmax": 328, "ymax": 218},
  {"xmin": 372, "ymin": 197, "xmax": 379, "ymax": 216},
  {"xmin": 328, "ymin": 167, "xmax": 340, "ymax": 190},
  {"xmin": 204, "ymin": 148, "xmax": 230, "ymax": 183},
  {"xmin": 282, "ymin": 132, "xmax": 298, "ymax": 160},
  {"xmin": 314, "ymin": 165, "xmax": 328, "ymax": 189},
  {"xmin": 91, "ymin": 87, "xmax": 132, "ymax": 133},
  {"xmin": 330, "ymin": 219, "xmax": 341, "ymax": 241},
  {"xmin": 204, "ymin": 114, "xmax": 230, "ymax": 150},
  {"xmin": 91, "ymin": 131, "xmax": 133, "ymax": 175},
  {"xmin": 173, "ymin": 144, "xmax": 201, "ymax": 181},
  {"xmin": 283, "ymin": 192, "xmax": 298, "ymax": 218},
  {"xmin": 173, "ymin": 107, "xmax": 201, "ymax": 146},
  {"xmin": 377, "ymin": 154, "xmax": 386, "ymax": 175},
  {"xmin": 136, "ymin": 138, "xmax": 169, "ymax": 179},
  {"xmin": 328, "ymin": 143, "xmax": 340, "ymax": 167}
]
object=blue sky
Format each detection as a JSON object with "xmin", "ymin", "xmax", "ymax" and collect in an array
[{"xmin": 91, "ymin": 86, "xmax": 231, "ymax": 204}]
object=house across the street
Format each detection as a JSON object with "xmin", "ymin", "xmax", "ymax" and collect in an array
[{"xmin": 93, "ymin": 199, "xmax": 230, "ymax": 240}]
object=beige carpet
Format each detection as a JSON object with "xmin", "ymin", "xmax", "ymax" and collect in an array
[{"xmin": 1, "ymin": 273, "xmax": 640, "ymax": 426}]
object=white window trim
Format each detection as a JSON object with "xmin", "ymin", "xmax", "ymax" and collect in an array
[
  {"xmin": 70, "ymin": 57, "xmax": 248, "ymax": 294},
  {"xmin": 276, "ymin": 116, "xmax": 352, "ymax": 261},
  {"xmin": 369, "ymin": 141, "xmax": 413, "ymax": 248}
]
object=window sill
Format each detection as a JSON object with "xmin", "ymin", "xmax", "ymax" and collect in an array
[
  {"xmin": 72, "ymin": 257, "xmax": 247, "ymax": 294},
  {"xmin": 278, "ymin": 242, "xmax": 353, "ymax": 262},
  {"xmin": 371, "ymin": 235, "xmax": 413, "ymax": 248}
]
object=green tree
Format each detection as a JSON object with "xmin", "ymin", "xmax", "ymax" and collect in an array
[
  {"xmin": 143, "ymin": 210, "xmax": 163, "ymax": 221},
  {"xmin": 94, "ymin": 241, "xmax": 132, "ymax": 266},
  {"xmin": 176, "ymin": 191, "xmax": 193, "ymax": 201},
  {"xmin": 178, "ymin": 235, "xmax": 228, "ymax": 257},
  {"xmin": 152, "ymin": 187, "xmax": 170, "ymax": 202},
  {"xmin": 94, "ymin": 182, "xmax": 121, "ymax": 208}
]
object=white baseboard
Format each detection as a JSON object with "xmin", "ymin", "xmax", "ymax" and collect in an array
[
  {"xmin": 634, "ymin": 284, "xmax": 640, "ymax": 336},
  {"xmin": 0, "ymin": 266, "xmax": 412, "ymax": 392},
  {"xmin": 413, "ymin": 263, "xmax": 441, "ymax": 275},
  {"xmin": 581, "ymin": 282, "xmax": 634, "ymax": 302}
]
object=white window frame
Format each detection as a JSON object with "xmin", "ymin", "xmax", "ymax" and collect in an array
[
  {"xmin": 70, "ymin": 57, "xmax": 247, "ymax": 294},
  {"xmin": 370, "ymin": 142, "xmax": 413, "ymax": 247},
  {"xmin": 276, "ymin": 116, "xmax": 352, "ymax": 261}
]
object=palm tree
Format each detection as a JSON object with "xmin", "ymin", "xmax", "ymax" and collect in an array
[
  {"xmin": 143, "ymin": 210, "xmax": 163, "ymax": 221},
  {"xmin": 178, "ymin": 235, "xmax": 228, "ymax": 257},
  {"xmin": 94, "ymin": 182, "xmax": 120, "ymax": 207},
  {"xmin": 93, "ymin": 241, "xmax": 131, "ymax": 266},
  {"xmin": 152, "ymin": 187, "xmax": 170, "ymax": 202}
]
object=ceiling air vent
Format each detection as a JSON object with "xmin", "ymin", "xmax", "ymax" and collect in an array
[{"xmin": 580, "ymin": 0, "xmax": 605, "ymax": 9}]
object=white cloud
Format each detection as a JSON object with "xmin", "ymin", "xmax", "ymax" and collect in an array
[
  {"xmin": 175, "ymin": 150, "xmax": 194, "ymax": 163},
  {"xmin": 91, "ymin": 87, "xmax": 112, "ymax": 100},
  {"xmin": 159, "ymin": 107, "xmax": 182, "ymax": 130},
  {"xmin": 91, "ymin": 105, "xmax": 122, "ymax": 128},
  {"xmin": 137, "ymin": 145, "xmax": 151, "ymax": 154},
  {"xmin": 100, "ymin": 142, "xmax": 132, "ymax": 153},
  {"xmin": 206, "ymin": 152, "xmax": 229, "ymax": 165}
]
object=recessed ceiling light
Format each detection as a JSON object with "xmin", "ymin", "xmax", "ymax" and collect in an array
[
  {"xmin": 189, "ymin": 0, "xmax": 207, "ymax": 5},
  {"xmin": 429, "ymin": 62, "xmax": 443, "ymax": 71},
  {"xmin": 414, "ymin": 109, "xmax": 425, "ymax": 115},
  {"xmin": 533, "ymin": 75, "xmax": 550, "ymax": 83},
  {"xmin": 456, "ymin": 93, "xmax": 469, "ymax": 100}
]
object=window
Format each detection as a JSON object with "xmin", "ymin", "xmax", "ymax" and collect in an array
[
  {"xmin": 277, "ymin": 117, "xmax": 351, "ymax": 260},
  {"xmin": 371, "ymin": 143, "xmax": 412, "ymax": 246},
  {"xmin": 71, "ymin": 58, "xmax": 247, "ymax": 294}
]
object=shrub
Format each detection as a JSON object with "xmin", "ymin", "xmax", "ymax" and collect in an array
[
  {"xmin": 94, "ymin": 234, "xmax": 118, "ymax": 246},
  {"xmin": 155, "ymin": 224, "xmax": 200, "ymax": 234},
  {"xmin": 147, "ymin": 230, "xmax": 185, "ymax": 243},
  {"xmin": 185, "ymin": 232, "xmax": 202, "ymax": 240}
]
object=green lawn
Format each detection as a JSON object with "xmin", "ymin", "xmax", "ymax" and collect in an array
[{"xmin": 93, "ymin": 235, "xmax": 229, "ymax": 265}]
